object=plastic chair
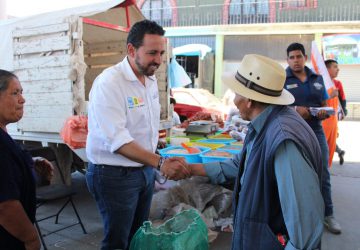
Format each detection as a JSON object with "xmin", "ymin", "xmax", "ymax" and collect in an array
[{"xmin": 30, "ymin": 147, "xmax": 87, "ymax": 250}]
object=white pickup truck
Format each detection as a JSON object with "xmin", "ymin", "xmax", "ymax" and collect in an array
[{"xmin": 0, "ymin": 0, "xmax": 172, "ymax": 182}]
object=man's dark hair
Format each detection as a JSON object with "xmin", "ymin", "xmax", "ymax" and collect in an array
[
  {"xmin": 127, "ymin": 20, "xmax": 165, "ymax": 49},
  {"xmin": 325, "ymin": 59, "xmax": 338, "ymax": 68},
  {"xmin": 0, "ymin": 69, "xmax": 17, "ymax": 93},
  {"xmin": 287, "ymin": 43, "xmax": 306, "ymax": 57}
]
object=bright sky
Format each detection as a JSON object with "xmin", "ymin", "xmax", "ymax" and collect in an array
[{"xmin": 7, "ymin": 0, "xmax": 108, "ymax": 17}]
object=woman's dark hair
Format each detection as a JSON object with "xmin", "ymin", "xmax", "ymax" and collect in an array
[
  {"xmin": 0, "ymin": 69, "xmax": 17, "ymax": 93},
  {"xmin": 127, "ymin": 20, "xmax": 165, "ymax": 49}
]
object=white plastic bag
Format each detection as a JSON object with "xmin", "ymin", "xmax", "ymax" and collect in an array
[{"xmin": 169, "ymin": 58, "xmax": 192, "ymax": 88}]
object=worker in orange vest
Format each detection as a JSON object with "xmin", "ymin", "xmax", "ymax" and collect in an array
[{"xmin": 322, "ymin": 59, "xmax": 346, "ymax": 166}]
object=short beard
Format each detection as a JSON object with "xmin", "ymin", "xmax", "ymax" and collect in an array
[{"xmin": 135, "ymin": 56, "xmax": 158, "ymax": 76}]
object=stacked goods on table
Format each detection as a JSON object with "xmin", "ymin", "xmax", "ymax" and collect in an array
[
  {"xmin": 231, "ymin": 141, "xmax": 244, "ymax": 146},
  {"xmin": 180, "ymin": 111, "xmax": 224, "ymax": 129},
  {"xmin": 169, "ymin": 137, "xmax": 190, "ymax": 146},
  {"xmin": 217, "ymin": 145, "xmax": 243, "ymax": 154},
  {"xmin": 166, "ymin": 135, "xmax": 205, "ymax": 144},
  {"xmin": 209, "ymin": 133, "xmax": 232, "ymax": 139},
  {"xmin": 165, "ymin": 148, "xmax": 190, "ymax": 154},
  {"xmin": 203, "ymin": 151, "xmax": 233, "ymax": 157},
  {"xmin": 200, "ymin": 150, "xmax": 234, "ymax": 163},
  {"xmin": 225, "ymin": 116, "xmax": 249, "ymax": 141},
  {"xmin": 159, "ymin": 146, "xmax": 211, "ymax": 163},
  {"xmin": 185, "ymin": 120, "xmax": 219, "ymax": 135},
  {"xmin": 197, "ymin": 138, "xmax": 237, "ymax": 145},
  {"xmin": 185, "ymin": 142, "xmax": 225, "ymax": 150},
  {"xmin": 161, "ymin": 134, "xmax": 245, "ymax": 163}
]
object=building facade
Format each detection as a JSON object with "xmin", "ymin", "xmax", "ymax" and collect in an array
[
  {"xmin": 137, "ymin": 0, "xmax": 359, "ymax": 26},
  {"xmin": 136, "ymin": 0, "xmax": 360, "ymax": 118}
]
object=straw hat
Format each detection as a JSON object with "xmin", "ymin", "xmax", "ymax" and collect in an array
[{"xmin": 222, "ymin": 54, "xmax": 294, "ymax": 105}]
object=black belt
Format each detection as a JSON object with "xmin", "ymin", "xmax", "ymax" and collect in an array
[{"xmin": 94, "ymin": 164, "xmax": 145, "ymax": 171}]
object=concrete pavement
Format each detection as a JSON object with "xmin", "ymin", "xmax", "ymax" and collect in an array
[{"xmin": 35, "ymin": 120, "xmax": 360, "ymax": 250}]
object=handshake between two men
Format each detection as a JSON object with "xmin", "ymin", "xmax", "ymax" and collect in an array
[{"xmin": 158, "ymin": 157, "xmax": 205, "ymax": 181}]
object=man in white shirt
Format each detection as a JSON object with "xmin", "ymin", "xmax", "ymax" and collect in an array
[{"xmin": 85, "ymin": 20, "xmax": 188, "ymax": 250}]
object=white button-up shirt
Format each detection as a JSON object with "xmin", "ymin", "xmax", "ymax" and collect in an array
[{"xmin": 86, "ymin": 57, "xmax": 161, "ymax": 166}]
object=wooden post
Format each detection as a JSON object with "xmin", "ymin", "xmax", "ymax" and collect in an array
[{"xmin": 49, "ymin": 143, "xmax": 73, "ymax": 186}]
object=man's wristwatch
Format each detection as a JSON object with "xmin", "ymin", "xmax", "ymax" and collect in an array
[{"xmin": 157, "ymin": 156, "xmax": 166, "ymax": 170}]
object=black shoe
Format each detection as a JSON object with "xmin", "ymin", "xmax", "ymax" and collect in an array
[{"xmin": 339, "ymin": 150, "xmax": 345, "ymax": 165}]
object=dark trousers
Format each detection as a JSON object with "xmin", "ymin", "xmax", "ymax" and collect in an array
[
  {"xmin": 86, "ymin": 163, "xmax": 155, "ymax": 250},
  {"xmin": 313, "ymin": 127, "xmax": 333, "ymax": 217},
  {"xmin": 335, "ymin": 144, "xmax": 343, "ymax": 154}
]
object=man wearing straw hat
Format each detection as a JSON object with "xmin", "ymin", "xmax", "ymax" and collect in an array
[{"xmin": 176, "ymin": 54, "xmax": 324, "ymax": 249}]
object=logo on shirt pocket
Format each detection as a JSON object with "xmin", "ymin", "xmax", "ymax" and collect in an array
[
  {"xmin": 313, "ymin": 82, "xmax": 323, "ymax": 90},
  {"xmin": 286, "ymin": 83, "xmax": 298, "ymax": 89},
  {"xmin": 127, "ymin": 96, "xmax": 145, "ymax": 109}
]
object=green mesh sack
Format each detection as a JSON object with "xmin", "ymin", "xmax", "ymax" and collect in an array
[{"xmin": 129, "ymin": 209, "xmax": 208, "ymax": 250}]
